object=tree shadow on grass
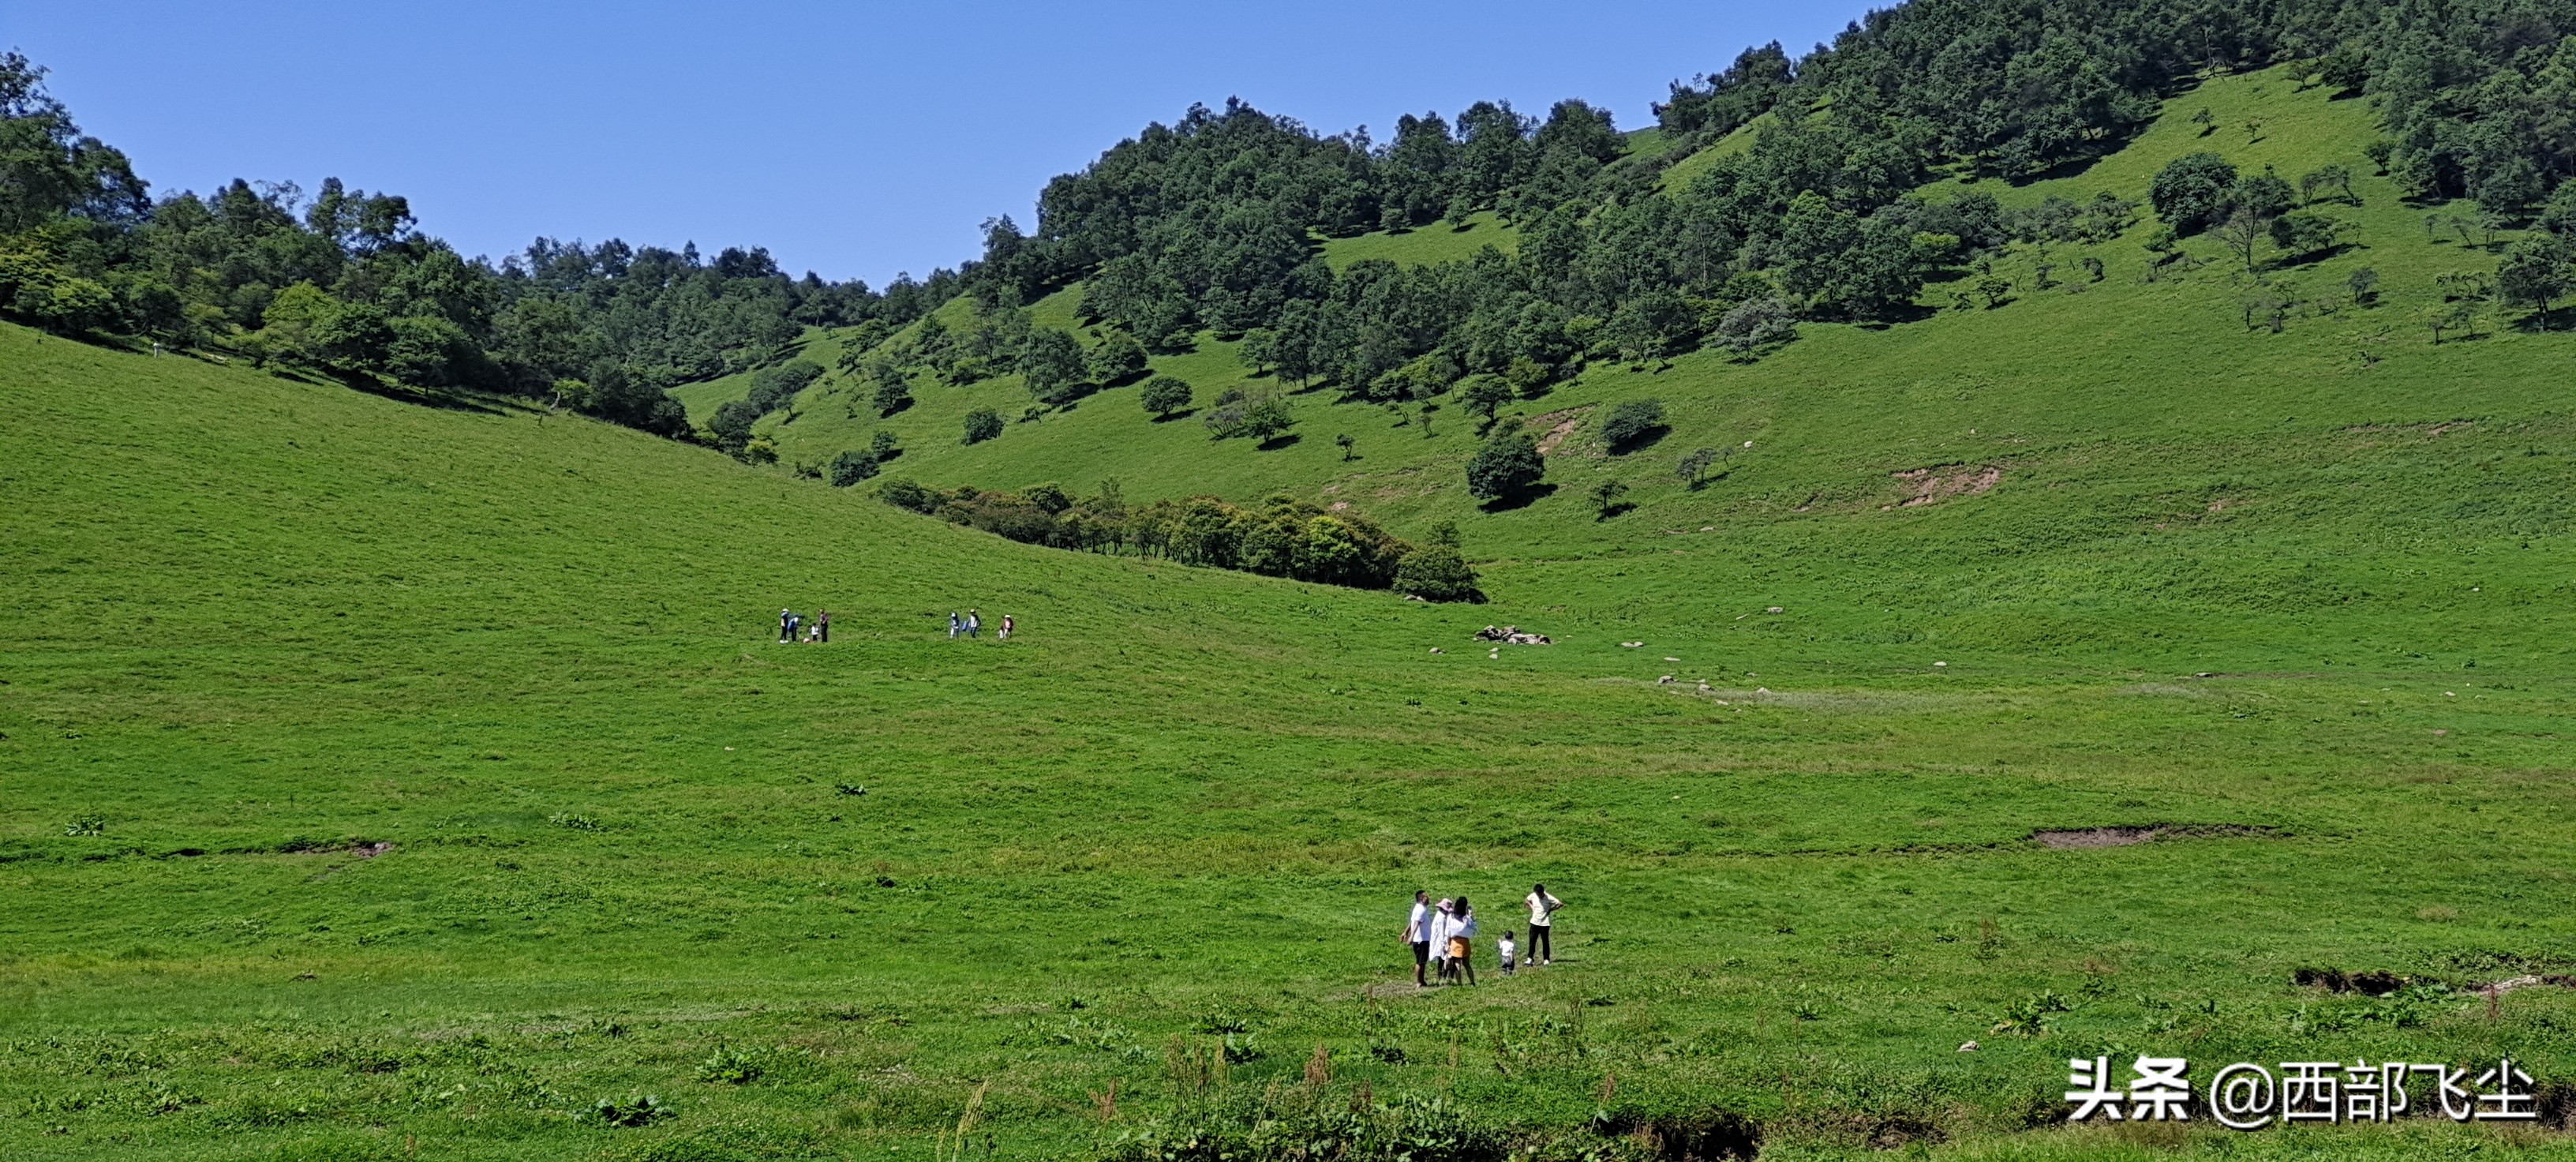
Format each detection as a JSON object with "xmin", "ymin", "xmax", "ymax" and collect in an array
[
  {"xmin": 2510, "ymin": 307, "xmax": 2570, "ymax": 334},
  {"xmin": 1479, "ymin": 482, "xmax": 1559, "ymax": 512},
  {"xmin": 1854, "ymin": 302, "xmax": 1941, "ymax": 328},
  {"xmin": 1607, "ymin": 425, "xmax": 1670, "ymax": 455},
  {"xmin": 328, "ymin": 369, "xmax": 508, "ymax": 415},
  {"xmin": 2274, "ymin": 242, "xmax": 2363, "ymax": 268},
  {"xmin": 1256, "ymin": 433, "xmax": 1303, "ymax": 452},
  {"xmin": 1149, "ymin": 408, "xmax": 1196, "ymax": 422},
  {"xmin": 1595, "ymin": 501, "xmax": 1638, "ymax": 521}
]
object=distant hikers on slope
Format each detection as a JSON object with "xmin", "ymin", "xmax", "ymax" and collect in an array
[
  {"xmin": 1402, "ymin": 883, "xmax": 1563, "ymax": 987},
  {"xmin": 773, "ymin": 608, "xmax": 830, "ymax": 643},
  {"xmin": 766, "ymin": 607, "xmax": 1026, "ymax": 643}
]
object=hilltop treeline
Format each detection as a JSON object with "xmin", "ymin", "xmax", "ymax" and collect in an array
[
  {"xmin": 879, "ymin": 480, "xmax": 1484, "ymax": 601},
  {"xmin": 964, "ymin": 0, "xmax": 2576, "ymax": 399},
  {"xmin": 8, "ymin": 1, "xmax": 2573, "ymax": 442},
  {"xmin": 0, "ymin": 52, "xmax": 957, "ymax": 436}
]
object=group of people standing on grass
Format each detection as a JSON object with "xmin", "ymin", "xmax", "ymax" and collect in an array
[
  {"xmin": 778, "ymin": 608, "xmax": 830, "ymax": 643},
  {"xmin": 945, "ymin": 609, "xmax": 1013, "ymax": 640},
  {"xmin": 1403, "ymin": 883, "xmax": 1561, "ymax": 987}
]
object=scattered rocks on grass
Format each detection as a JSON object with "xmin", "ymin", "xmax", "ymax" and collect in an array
[
  {"xmin": 1473, "ymin": 625, "xmax": 1552, "ymax": 645},
  {"xmin": 1893, "ymin": 464, "xmax": 2003, "ymax": 507},
  {"xmin": 1529, "ymin": 407, "xmax": 1593, "ymax": 455}
]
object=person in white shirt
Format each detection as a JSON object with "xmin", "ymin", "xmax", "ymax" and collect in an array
[
  {"xmin": 1446, "ymin": 897, "xmax": 1479, "ymax": 985},
  {"xmin": 1401, "ymin": 890, "xmax": 1432, "ymax": 986},
  {"xmin": 1524, "ymin": 883, "xmax": 1562, "ymax": 965},
  {"xmin": 1497, "ymin": 931, "xmax": 1517, "ymax": 976},
  {"xmin": 1428, "ymin": 898, "xmax": 1455, "ymax": 983}
]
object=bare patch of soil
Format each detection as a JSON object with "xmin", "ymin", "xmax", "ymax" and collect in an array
[
  {"xmin": 2031, "ymin": 824, "xmax": 2275, "ymax": 849},
  {"xmin": 2032, "ymin": 826, "xmax": 2161, "ymax": 849},
  {"xmin": 1893, "ymin": 464, "xmax": 2002, "ymax": 507},
  {"xmin": 1529, "ymin": 407, "xmax": 1594, "ymax": 455}
]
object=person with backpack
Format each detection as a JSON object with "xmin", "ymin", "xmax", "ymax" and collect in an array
[
  {"xmin": 966, "ymin": 609, "xmax": 981, "ymax": 639},
  {"xmin": 780, "ymin": 608, "xmax": 795, "ymax": 643}
]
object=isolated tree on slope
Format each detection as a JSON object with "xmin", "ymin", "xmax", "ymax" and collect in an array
[
  {"xmin": 1140, "ymin": 375, "xmax": 1193, "ymax": 418},
  {"xmin": 1466, "ymin": 431, "xmax": 1544, "ymax": 501},
  {"xmin": 1087, "ymin": 328, "xmax": 1148, "ymax": 384}
]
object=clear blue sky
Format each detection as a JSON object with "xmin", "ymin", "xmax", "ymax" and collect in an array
[{"xmin": 6, "ymin": 2, "xmax": 1872, "ymax": 287}]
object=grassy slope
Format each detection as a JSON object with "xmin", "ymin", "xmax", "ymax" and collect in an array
[
  {"xmin": 1657, "ymin": 112, "xmax": 1769, "ymax": 193},
  {"xmin": 1320, "ymin": 212, "xmax": 1521, "ymax": 270},
  {"xmin": 769, "ymin": 66, "xmax": 2571, "ymax": 674},
  {"xmin": 6, "ymin": 64, "xmax": 2576, "ymax": 1161}
]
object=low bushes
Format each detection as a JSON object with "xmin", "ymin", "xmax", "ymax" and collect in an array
[{"xmin": 878, "ymin": 481, "xmax": 1481, "ymax": 599}]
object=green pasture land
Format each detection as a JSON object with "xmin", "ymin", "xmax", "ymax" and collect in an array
[
  {"xmin": 1658, "ymin": 114, "xmax": 1768, "ymax": 193},
  {"xmin": 6, "ymin": 66, "xmax": 2576, "ymax": 1161},
  {"xmin": 1320, "ymin": 212, "xmax": 1520, "ymax": 271}
]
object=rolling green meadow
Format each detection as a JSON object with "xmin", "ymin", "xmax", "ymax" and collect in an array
[{"xmin": 9, "ymin": 63, "xmax": 2576, "ymax": 1162}]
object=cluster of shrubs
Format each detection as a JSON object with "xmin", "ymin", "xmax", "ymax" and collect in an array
[
  {"xmin": 879, "ymin": 480, "xmax": 1481, "ymax": 601},
  {"xmin": 707, "ymin": 360, "xmax": 825, "ymax": 459},
  {"xmin": 828, "ymin": 431, "xmax": 903, "ymax": 485},
  {"xmin": 1097, "ymin": 1085, "xmax": 1756, "ymax": 1162},
  {"xmin": 1101, "ymin": 1089, "xmax": 1512, "ymax": 1162}
]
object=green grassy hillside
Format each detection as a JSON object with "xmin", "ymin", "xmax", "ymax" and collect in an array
[
  {"xmin": 7, "ymin": 63, "xmax": 2576, "ymax": 1162},
  {"xmin": 1320, "ymin": 212, "xmax": 1521, "ymax": 271},
  {"xmin": 743, "ymin": 67, "xmax": 2570, "ymax": 674}
]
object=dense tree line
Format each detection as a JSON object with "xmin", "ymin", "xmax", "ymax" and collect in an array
[
  {"xmin": 10, "ymin": 0, "xmax": 2572, "ymax": 452},
  {"xmin": 877, "ymin": 480, "xmax": 1482, "ymax": 600},
  {"xmin": 0, "ymin": 52, "xmax": 952, "ymax": 438},
  {"xmin": 945, "ymin": 0, "xmax": 2575, "ymax": 418}
]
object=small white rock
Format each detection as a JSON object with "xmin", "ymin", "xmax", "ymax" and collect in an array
[
  {"xmin": 1766, "ymin": 605, "xmax": 1784, "ymax": 613},
  {"xmin": 1958, "ymin": 1040, "xmax": 1979, "ymax": 1052},
  {"xmin": 1934, "ymin": 661, "xmax": 1947, "ymax": 668}
]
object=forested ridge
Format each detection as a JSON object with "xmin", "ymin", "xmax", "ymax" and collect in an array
[
  {"xmin": 964, "ymin": 0, "xmax": 2576, "ymax": 405},
  {"xmin": 0, "ymin": 51, "xmax": 954, "ymax": 435},
  {"xmin": 5, "ymin": 0, "xmax": 2574, "ymax": 440}
]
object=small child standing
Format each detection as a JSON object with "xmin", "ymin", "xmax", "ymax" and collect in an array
[{"xmin": 1497, "ymin": 930, "xmax": 1517, "ymax": 976}]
